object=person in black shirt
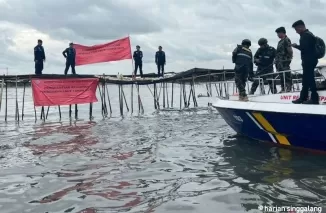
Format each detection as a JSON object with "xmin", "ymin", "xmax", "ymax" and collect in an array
[
  {"xmin": 34, "ymin": 39, "xmax": 46, "ymax": 75},
  {"xmin": 133, "ymin": 45, "xmax": 143, "ymax": 78},
  {"xmin": 291, "ymin": 20, "xmax": 319, "ymax": 104},
  {"xmin": 155, "ymin": 46, "xmax": 166, "ymax": 77},
  {"xmin": 62, "ymin": 42, "xmax": 76, "ymax": 75}
]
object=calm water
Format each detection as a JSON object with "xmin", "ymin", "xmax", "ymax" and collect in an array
[{"xmin": 0, "ymin": 84, "xmax": 326, "ymax": 213}]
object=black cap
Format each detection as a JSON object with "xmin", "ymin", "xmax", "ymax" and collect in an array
[
  {"xmin": 292, "ymin": 20, "xmax": 305, "ymax": 28},
  {"xmin": 38, "ymin": 39, "xmax": 42, "ymax": 43},
  {"xmin": 275, "ymin": 27, "xmax": 286, "ymax": 34},
  {"xmin": 69, "ymin": 42, "xmax": 73, "ymax": 45},
  {"xmin": 136, "ymin": 45, "xmax": 140, "ymax": 48},
  {"xmin": 158, "ymin": 46, "xmax": 162, "ymax": 48}
]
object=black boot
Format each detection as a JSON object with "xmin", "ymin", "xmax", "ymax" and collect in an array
[
  {"xmin": 292, "ymin": 98, "xmax": 305, "ymax": 104},
  {"xmin": 303, "ymin": 93, "xmax": 319, "ymax": 105},
  {"xmin": 302, "ymin": 99, "xmax": 319, "ymax": 105}
]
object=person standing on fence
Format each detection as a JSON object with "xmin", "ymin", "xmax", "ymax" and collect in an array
[
  {"xmin": 155, "ymin": 46, "xmax": 166, "ymax": 77},
  {"xmin": 133, "ymin": 45, "xmax": 143, "ymax": 78},
  {"xmin": 291, "ymin": 20, "xmax": 325, "ymax": 105},
  {"xmin": 275, "ymin": 27, "xmax": 293, "ymax": 93},
  {"xmin": 249, "ymin": 38, "xmax": 277, "ymax": 94},
  {"xmin": 232, "ymin": 39, "xmax": 253, "ymax": 101},
  {"xmin": 34, "ymin": 39, "xmax": 46, "ymax": 75},
  {"xmin": 62, "ymin": 42, "xmax": 76, "ymax": 75}
]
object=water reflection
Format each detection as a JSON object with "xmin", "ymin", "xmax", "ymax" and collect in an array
[
  {"xmin": 221, "ymin": 136, "xmax": 326, "ymax": 210},
  {"xmin": 0, "ymin": 109, "xmax": 326, "ymax": 212}
]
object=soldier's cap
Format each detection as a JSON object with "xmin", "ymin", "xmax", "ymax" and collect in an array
[
  {"xmin": 159, "ymin": 46, "xmax": 162, "ymax": 48},
  {"xmin": 136, "ymin": 45, "xmax": 140, "ymax": 48},
  {"xmin": 292, "ymin": 20, "xmax": 305, "ymax": 28},
  {"xmin": 275, "ymin": 27, "xmax": 286, "ymax": 34},
  {"xmin": 38, "ymin": 39, "xmax": 42, "ymax": 43},
  {"xmin": 69, "ymin": 42, "xmax": 74, "ymax": 45}
]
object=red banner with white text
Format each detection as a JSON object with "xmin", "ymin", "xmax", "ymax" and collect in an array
[
  {"xmin": 32, "ymin": 78, "xmax": 98, "ymax": 106},
  {"xmin": 74, "ymin": 36, "xmax": 132, "ymax": 66}
]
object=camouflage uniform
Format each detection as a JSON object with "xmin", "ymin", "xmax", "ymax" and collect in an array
[
  {"xmin": 250, "ymin": 45, "xmax": 277, "ymax": 94},
  {"xmin": 232, "ymin": 45, "xmax": 253, "ymax": 99},
  {"xmin": 275, "ymin": 36, "xmax": 292, "ymax": 92}
]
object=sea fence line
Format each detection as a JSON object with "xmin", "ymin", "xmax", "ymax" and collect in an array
[{"xmin": 0, "ymin": 67, "xmax": 310, "ymax": 123}]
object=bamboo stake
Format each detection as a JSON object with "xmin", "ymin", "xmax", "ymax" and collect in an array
[
  {"xmin": 69, "ymin": 105, "xmax": 72, "ymax": 118},
  {"xmin": 5, "ymin": 81, "xmax": 7, "ymax": 121},
  {"xmin": 46, "ymin": 106, "xmax": 50, "ymax": 119},
  {"xmin": 15, "ymin": 76, "xmax": 19, "ymax": 122},
  {"xmin": 105, "ymin": 84, "xmax": 112, "ymax": 115},
  {"xmin": 131, "ymin": 84, "xmax": 134, "ymax": 114},
  {"xmin": 171, "ymin": 82, "xmax": 174, "ymax": 108},
  {"xmin": 75, "ymin": 104, "xmax": 78, "ymax": 120},
  {"xmin": 0, "ymin": 76, "xmax": 4, "ymax": 111},
  {"xmin": 21, "ymin": 82, "xmax": 26, "ymax": 120},
  {"xmin": 165, "ymin": 83, "xmax": 169, "ymax": 108},
  {"xmin": 121, "ymin": 85, "xmax": 129, "ymax": 112},
  {"xmin": 58, "ymin": 106, "xmax": 62, "ymax": 121},
  {"xmin": 163, "ymin": 82, "xmax": 165, "ymax": 108},
  {"xmin": 89, "ymin": 103, "xmax": 93, "ymax": 120}
]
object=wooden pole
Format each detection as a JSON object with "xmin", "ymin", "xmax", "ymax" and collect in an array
[
  {"xmin": 46, "ymin": 106, "xmax": 50, "ymax": 119},
  {"xmin": 105, "ymin": 84, "xmax": 112, "ymax": 115},
  {"xmin": 131, "ymin": 84, "xmax": 134, "ymax": 114},
  {"xmin": 0, "ymin": 76, "xmax": 4, "ymax": 111},
  {"xmin": 89, "ymin": 103, "xmax": 93, "ymax": 120},
  {"xmin": 121, "ymin": 85, "xmax": 129, "ymax": 112},
  {"xmin": 15, "ymin": 76, "xmax": 19, "ymax": 122},
  {"xmin": 171, "ymin": 82, "xmax": 174, "ymax": 108},
  {"xmin": 5, "ymin": 81, "xmax": 7, "ymax": 122},
  {"xmin": 58, "ymin": 106, "xmax": 62, "ymax": 120},
  {"xmin": 22, "ymin": 82, "xmax": 26, "ymax": 120},
  {"xmin": 75, "ymin": 104, "xmax": 78, "ymax": 120}
]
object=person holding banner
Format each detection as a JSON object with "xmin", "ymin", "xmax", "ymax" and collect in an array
[
  {"xmin": 34, "ymin": 39, "xmax": 46, "ymax": 75},
  {"xmin": 62, "ymin": 42, "xmax": 76, "ymax": 75},
  {"xmin": 133, "ymin": 45, "xmax": 143, "ymax": 78}
]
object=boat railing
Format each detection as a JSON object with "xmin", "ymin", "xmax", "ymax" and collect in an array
[{"xmin": 196, "ymin": 66, "xmax": 326, "ymax": 100}]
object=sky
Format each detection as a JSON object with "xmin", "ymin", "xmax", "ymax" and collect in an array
[{"xmin": 1, "ymin": 0, "xmax": 326, "ymax": 75}]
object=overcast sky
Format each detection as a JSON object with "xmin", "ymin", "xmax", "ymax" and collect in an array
[{"xmin": 0, "ymin": 0, "xmax": 326, "ymax": 75}]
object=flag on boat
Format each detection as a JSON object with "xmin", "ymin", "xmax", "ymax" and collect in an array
[{"xmin": 74, "ymin": 36, "xmax": 132, "ymax": 66}]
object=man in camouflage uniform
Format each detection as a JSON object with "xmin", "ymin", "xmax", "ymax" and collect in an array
[
  {"xmin": 275, "ymin": 27, "xmax": 293, "ymax": 92},
  {"xmin": 249, "ymin": 38, "xmax": 277, "ymax": 94},
  {"xmin": 232, "ymin": 39, "xmax": 253, "ymax": 101}
]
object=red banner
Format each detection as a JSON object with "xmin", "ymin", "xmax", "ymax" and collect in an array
[
  {"xmin": 32, "ymin": 78, "xmax": 98, "ymax": 106},
  {"xmin": 74, "ymin": 36, "xmax": 132, "ymax": 66}
]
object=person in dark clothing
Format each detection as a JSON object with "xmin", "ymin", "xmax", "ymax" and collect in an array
[
  {"xmin": 155, "ymin": 46, "xmax": 166, "ymax": 77},
  {"xmin": 232, "ymin": 39, "xmax": 253, "ymax": 101},
  {"xmin": 275, "ymin": 27, "xmax": 293, "ymax": 92},
  {"xmin": 34, "ymin": 39, "xmax": 46, "ymax": 75},
  {"xmin": 291, "ymin": 20, "xmax": 319, "ymax": 104},
  {"xmin": 62, "ymin": 42, "xmax": 76, "ymax": 75},
  {"xmin": 249, "ymin": 38, "xmax": 277, "ymax": 94},
  {"xmin": 133, "ymin": 45, "xmax": 143, "ymax": 78}
]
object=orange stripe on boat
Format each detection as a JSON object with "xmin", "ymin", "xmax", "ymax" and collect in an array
[{"xmin": 252, "ymin": 112, "xmax": 291, "ymax": 146}]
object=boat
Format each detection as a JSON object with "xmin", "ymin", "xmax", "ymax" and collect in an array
[{"xmin": 212, "ymin": 66, "xmax": 326, "ymax": 152}]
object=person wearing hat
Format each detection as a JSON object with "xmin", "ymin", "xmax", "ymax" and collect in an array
[
  {"xmin": 155, "ymin": 46, "xmax": 166, "ymax": 77},
  {"xmin": 133, "ymin": 45, "xmax": 143, "ymax": 78},
  {"xmin": 275, "ymin": 27, "xmax": 293, "ymax": 93},
  {"xmin": 232, "ymin": 39, "xmax": 253, "ymax": 101},
  {"xmin": 249, "ymin": 38, "xmax": 277, "ymax": 94},
  {"xmin": 62, "ymin": 42, "xmax": 76, "ymax": 75},
  {"xmin": 34, "ymin": 39, "xmax": 46, "ymax": 75}
]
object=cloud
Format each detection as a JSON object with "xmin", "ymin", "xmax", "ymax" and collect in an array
[{"xmin": 0, "ymin": 0, "xmax": 326, "ymax": 75}]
